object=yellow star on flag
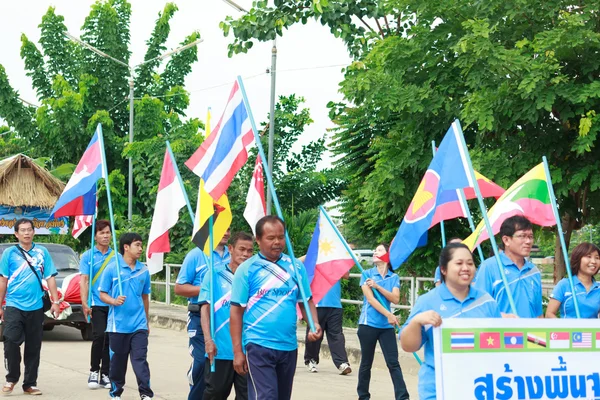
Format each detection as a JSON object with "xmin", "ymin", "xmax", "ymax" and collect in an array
[{"xmin": 486, "ymin": 336, "xmax": 494, "ymax": 346}]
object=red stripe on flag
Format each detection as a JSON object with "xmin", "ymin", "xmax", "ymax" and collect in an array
[
  {"xmin": 147, "ymin": 230, "xmax": 171, "ymax": 258},
  {"xmin": 158, "ymin": 151, "xmax": 177, "ymax": 191}
]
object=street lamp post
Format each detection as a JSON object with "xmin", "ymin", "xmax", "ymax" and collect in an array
[
  {"xmin": 221, "ymin": 0, "xmax": 277, "ymax": 215},
  {"xmin": 65, "ymin": 33, "xmax": 203, "ymax": 220}
]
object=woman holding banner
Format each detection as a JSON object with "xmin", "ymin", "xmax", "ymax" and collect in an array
[
  {"xmin": 400, "ymin": 243, "xmax": 502, "ymax": 400},
  {"xmin": 546, "ymin": 242, "xmax": 600, "ymax": 318},
  {"xmin": 357, "ymin": 244, "xmax": 410, "ymax": 400}
]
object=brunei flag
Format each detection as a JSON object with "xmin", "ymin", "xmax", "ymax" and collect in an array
[
  {"xmin": 192, "ymin": 180, "xmax": 232, "ymax": 254},
  {"xmin": 463, "ymin": 163, "xmax": 555, "ymax": 250}
]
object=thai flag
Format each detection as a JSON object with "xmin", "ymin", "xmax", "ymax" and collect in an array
[
  {"xmin": 185, "ymin": 81, "xmax": 254, "ymax": 201},
  {"xmin": 450, "ymin": 332, "xmax": 475, "ymax": 349},
  {"xmin": 50, "ymin": 127, "xmax": 105, "ymax": 218}
]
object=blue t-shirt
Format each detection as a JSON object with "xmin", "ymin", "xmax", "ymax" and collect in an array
[
  {"xmin": 550, "ymin": 276, "xmax": 600, "ymax": 318},
  {"xmin": 199, "ymin": 265, "xmax": 237, "ymax": 360},
  {"xmin": 176, "ymin": 247, "xmax": 231, "ymax": 304},
  {"xmin": 358, "ymin": 267, "xmax": 400, "ymax": 329},
  {"xmin": 401, "ymin": 283, "xmax": 502, "ymax": 400},
  {"xmin": 79, "ymin": 246, "xmax": 114, "ymax": 307},
  {"xmin": 317, "ymin": 281, "xmax": 342, "ymax": 308},
  {"xmin": 0, "ymin": 244, "xmax": 57, "ymax": 311},
  {"xmin": 474, "ymin": 252, "xmax": 542, "ymax": 318},
  {"xmin": 99, "ymin": 254, "xmax": 151, "ymax": 334},
  {"xmin": 231, "ymin": 253, "xmax": 312, "ymax": 352}
]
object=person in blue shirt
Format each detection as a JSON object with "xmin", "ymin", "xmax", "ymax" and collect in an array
[
  {"xmin": 433, "ymin": 238, "xmax": 463, "ymax": 286},
  {"xmin": 200, "ymin": 231, "xmax": 254, "ymax": 400},
  {"xmin": 547, "ymin": 242, "xmax": 600, "ymax": 318},
  {"xmin": 473, "ymin": 215, "xmax": 542, "ymax": 318},
  {"xmin": 357, "ymin": 243, "xmax": 409, "ymax": 400},
  {"xmin": 304, "ymin": 272, "xmax": 352, "ymax": 375},
  {"xmin": 174, "ymin": 228, "xmax": 231, "ymax": 400},
  {"xmin": 230, "ymin": 216, "xmax": 322, "ymax": 400},
  {"xmin": 0, "ymin": 218, "xmax": 61, "ymax": 396},
  {"xmin": 99, "ymin": 232, "xmax": 152, "ymax": 400},
  {"xmin": 400, "ymin": 242, "xmax": 502, "ymax": 400},
  {"xmin": 79, "ymin": 219, "xmax": 115, "ymax": 390}
]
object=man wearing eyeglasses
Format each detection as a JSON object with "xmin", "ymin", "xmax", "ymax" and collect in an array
[{"xmin": 474, "ymin": 215, "xmax": 543, "ymax": 318}]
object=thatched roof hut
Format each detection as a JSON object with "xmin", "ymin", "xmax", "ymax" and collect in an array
[{"xmin": 0, "ymin": 154, "xmax": 65, "ymax": 208}]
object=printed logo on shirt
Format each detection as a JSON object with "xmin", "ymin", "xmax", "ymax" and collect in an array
[
  {"xmin": 440, "ymin": 304, "xmax": 447, "ymax": 311},
  {"xmin": 188, "ymin": 330, "xmax": 196, "ymax": 338}
]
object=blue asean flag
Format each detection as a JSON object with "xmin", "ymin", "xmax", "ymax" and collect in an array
[{"xmin": 389, "ymin": 120, "xmax": 473, "ymax": 269}]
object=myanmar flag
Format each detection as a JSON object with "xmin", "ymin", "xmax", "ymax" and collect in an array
[{"xmin": 463, "ymin": 163, "xmax": 555, "ymax": 250}]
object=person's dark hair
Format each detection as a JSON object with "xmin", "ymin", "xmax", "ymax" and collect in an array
[
  {"xmin": 230, "ymin": 231, "xmax": 253, "ymax": 247},
  {"xmin": 438, "ymin": 243, "xmax": 474, "ymax": 283},
  {"xmin": 255, "ymin": 216, "xmax": 285, "ymax": 239},
  {"xmin": 119, "ymin": 232, "xmax": 143, "ymax": 255},
  {"xmin": 376, "ymin": 243, "xmax": 393, "ymax": 272},
  {"xmin": 14, "ymin": 218, "xmax": 34, "ymax": 233},
  {"xmin": 570, "ymin": 242, "xmax": 600, "ymax": 276},
  {"xmin": 448, "ymin": 237, "xmax": 462, "ymax": 244},
  {"xmin": 94, "ymin": 220, "xmax": 111, "ymax": 234},
  {"xmin": 499, "ymin": 215, "xmax": 533, "ymax": 250}
]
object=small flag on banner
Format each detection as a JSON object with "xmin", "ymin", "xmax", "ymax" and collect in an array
[
  {"xmin": 596, "ymin": 332, "xmax": 600, "ymax": 348},
  {"xmin": 572, "ymin": 332, "xmax": 592, "ymax": 348},
  {"xmin": 503, "ymin": 332, "xmax": 524, "ymax": 349},
  {"xmin": 527, "ymin": 332, "xmax": 547, "ymax": 349},
  {"xmin": 549, "ymin": 332, "xmax": 570, "ymax": 349},
  {"xmin": 450, "ymin": 333, "xmax": 474, "ymax": 350},
  {"xmin": 479, "ymin": 332, "xmax": 500, "ymax": 349}
]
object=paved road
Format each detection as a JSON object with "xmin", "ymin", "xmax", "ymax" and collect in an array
[{"xmin": 0, "ymin": 325, "xmax": 419, "ymax": 399}]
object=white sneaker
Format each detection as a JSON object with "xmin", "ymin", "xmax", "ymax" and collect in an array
[
  {"xmin": 87, "ymin": 371, "xmax": 99, "ymax": 389},
  {"xmin": 306, "ymin": 359, "xmax": 318, "ymax": 373},
  {"xmin": 141, "ymin": 396, "xmax": 153, "ymax": 400},
  {"xmin": 100, "ymin": 374, "xmax": 111, "ymax": 389},
  {"xmin": 338, "ymin": 362, "xmax": 352, "ymax": 375}
]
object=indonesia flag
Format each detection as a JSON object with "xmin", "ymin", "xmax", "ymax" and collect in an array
[
  {"xmin": 243, "ymin": 156, "xmax": 266, "ymax": 235},
  {"xmin": 304, "ymin": 209, "xmax": 354, "ymax": 305},
  {"xmin": 146, "ymin": 149, "xmax": 187, "ymax": 274},
  {"xmin": 185, "ymin": 81, "xmax": 254, "ymax": 201},
  {"xmin": 50, "ymin": 127, "xmax": 105, "ymax": 218}
]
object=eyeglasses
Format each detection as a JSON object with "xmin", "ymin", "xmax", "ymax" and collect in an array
[
  {"xmin": 512, "ymin": 234, "xmax": 534, "ymax": 241},
  {"xmin": 18, "ymin": 228, "xmax": 34, "ymax": 233}
]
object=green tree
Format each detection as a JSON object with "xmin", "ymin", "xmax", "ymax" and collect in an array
[{"xmin": 220, "ymin": 0, "xmax": 600, "ymax": 281}]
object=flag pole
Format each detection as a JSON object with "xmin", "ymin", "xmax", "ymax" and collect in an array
[
  {"xmin": 236, "ymin": 76, "xmax": 316, "ymax": 333},
  {"xmin": 96, "ymin": 124, "xmax": 123, "ymax": 296},
  {"xmin": 431, "ymin": 141, "xmax": 447, "ymax": 247},
  {"xmin": 456, "ymin": 189, "xmax": 486, "ymax": 263},
  {"xmin": 208, "ymin": 214, "xmax": 216, "ymax": 372},
  {"xmin": 87, "ymin": 201, "xmax": 96, "ymax": 324},
  {"xmin": 452, "ymin": 120, "xmax": 518, "ymax": 315},
  {"xmin": 542, "ymin": 156, "xmax": 581, "ymax": 318},
  {"xmin": 318, "ymin": 206, "xmax": 422, "ymax": 365},
  {"xmin": 165, "ymin": 141, "xmax": 195, "ymax": 223}
]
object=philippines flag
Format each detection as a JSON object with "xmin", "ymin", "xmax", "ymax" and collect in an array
[
  {"xmin": 50, "ymin": 127, "xmax": 105, "ymax": 218},
  {"xmin": 304, "ymin": 209, "xmax": 355, "ymax": 305},
  {"xmin": 243, "ymin": 156, "xmax": 266, "ymax": 235},
  {"xmin": 185, "ymin": 81, "xmax": 254, "ymax": 201},
  {"xmin": 146, "ymin": 149, "xmax": 187, "ymax": 274}
]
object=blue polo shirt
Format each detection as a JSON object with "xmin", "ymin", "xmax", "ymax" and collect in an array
[
  {"xmin": 79, "ymin": 246, "xmax": 114, "ymax": 307},
  {"xmin": 199, "ymin": 265, "xmax": 237, "ymax": 360},
  {"xmin": 401, "ymin": 283, "xmax": 501, "ymax": 400},
  {"xmin": 550, "ymin": 276, "xmax": 600, "ymax": 318},
  {"xmin": 474, "ymin": 252, "xmax": 542, "ymax": 318},
  {"xmin": 358, "ymin": 267, "xmax": 400, "ymax": 329},
  {"xmin": 231, "ymin": 252, "xmax": 312, "ymax": 352},
  {"xmin": 0, "ymin": 244, "xmax": 58, "ymax": 311},
  {"xmin": 176, "ymin": 247, "xmax": 231, "ymax": 304},
  {"xmin": 99, "ymin": 254, "xmax": 151, "ymax": 334},
  {"xmin": 317, "ymin": 281, "xmax": 342, "ymax": 308}
]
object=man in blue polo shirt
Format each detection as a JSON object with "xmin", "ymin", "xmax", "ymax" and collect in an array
[
  {"xmin": 230, "ymin": 216, "xmax": 322, "ymax": 400},
  {"xmin": 79, "ymin": 219, "xmax": 115, "ymax": 390},
  {"xmin": 175, "ymin": 229, "xmax": 231, "ymax": 400},
  {"xmin": 200, "ymin": 231, "xmax": 254, "ymax": 399},
  {"xmin": 474, "ymin": 215, "xmax": 543, "ymax": 318},
  {"xmin": 99, "ymin": 232, "xmax": 152, "ymax": 400},
  {"xmin": 0, "ymin": 218, "xmax": 61, "ymax": 396}
]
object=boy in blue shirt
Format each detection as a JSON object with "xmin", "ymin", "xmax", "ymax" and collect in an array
[
  {"xmin": 79, "ymin": 219, "xmax": 114, "ymax": 389},
  {"xmin": 200, "ymin": 231, "xmax": 254, "ymax": 399},
  {"xmin": 99, "ymin": 233, "xmax": 152, "ymax": 400},
  {"xmin": 230, "ymin": 216, "xmax": 322, "ymax": 400}
]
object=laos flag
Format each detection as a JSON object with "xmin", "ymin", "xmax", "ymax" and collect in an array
[
  {"xmin": 389, "ymin": 120, "xmax": 473, "ymax": 269},
  {"xmin": 49, "ymin": 126, "xmax": 105, "ymax": 218},
  {"xmin": 304, "ymin": 209, "xmax": 355, "ymax": 305}
]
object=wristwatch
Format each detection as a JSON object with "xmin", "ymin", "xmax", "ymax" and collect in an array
[{"xmin": 52, "ymin": 300, "xmax": 62, "ymax": 305}]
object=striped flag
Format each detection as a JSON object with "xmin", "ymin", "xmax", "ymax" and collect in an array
[
  {"xmin": 243, "ymin": 156, "xmax": 266, "ymax": 235},
  {"xmin": 185, "ymin": 81, "xmax": 254, "ymax": 201},
  {"xmin": 72, "ymin": 215, "xmax": 93, "ymax": 238},
  {"xmin": 450, "ymin": 332, "xmax": 474, "ymax": 349}
]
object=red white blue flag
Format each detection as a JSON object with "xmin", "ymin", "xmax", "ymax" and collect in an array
[
  {"xmin": 185, "ymin": 81, "xmax": 254, "ymax": 200},
  {"xmin": 50, "ymin": 127, "xmax": 105, "ymax": 218}
]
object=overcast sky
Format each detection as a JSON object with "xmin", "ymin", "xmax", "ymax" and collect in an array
[{"xmin": 0, "ymin": 0, "xmax": 352, "ymax": 168}]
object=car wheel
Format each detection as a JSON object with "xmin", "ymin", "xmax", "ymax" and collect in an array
[{"xmin": 81, "ymin": 324, "xmax": 93, "ymax": 341}]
